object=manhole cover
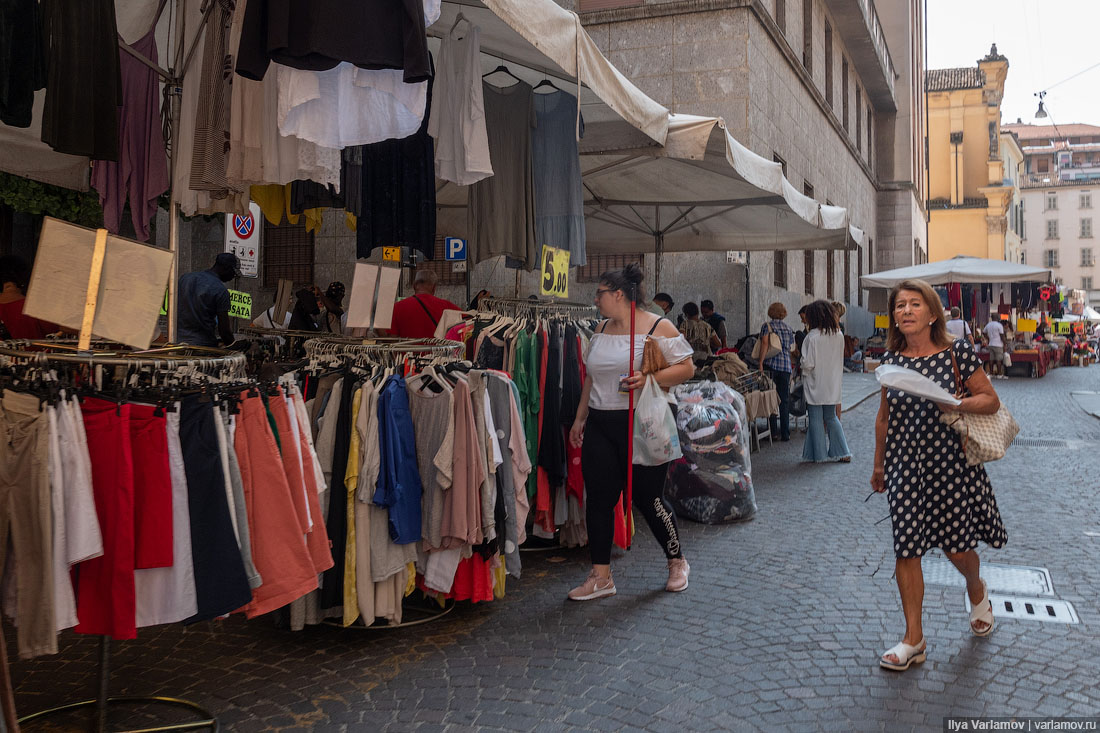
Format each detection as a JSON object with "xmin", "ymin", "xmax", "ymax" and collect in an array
[
  {"xmin": 966, "ymin": 595, "xmax": 1079, "ymax": 624},
  {"xmin": 1011, "ymin": 437, "xmax": 1070, "ymax": 448},
  {"xmin": 922, "ymin": 558, "xmax": 1054, "ymax": 596}
]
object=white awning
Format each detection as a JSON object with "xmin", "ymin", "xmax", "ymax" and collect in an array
[
  {"xmin": 860, "ymin": 255, "xmax": 1053, "ymax": 288},
  {"xmin": 582, "ymin": 114, "xmax": 863, "ymax": 254}
]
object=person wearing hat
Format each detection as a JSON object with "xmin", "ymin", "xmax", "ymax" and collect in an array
[
  {"xmin": 320, "ymin": 281, "xmax": 346, "ymax": 334},
  {"xmin": 176, "ymin": 253, "xmax": 240, "ymax": 347}
]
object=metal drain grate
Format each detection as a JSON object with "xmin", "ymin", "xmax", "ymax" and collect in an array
[
  {"xmin": 1011, "ymin": 437, "xmax": 1070, "ymax": 448},
  {"xmin": 922, "ymin": 558, "xmax": 1055, "ymax": 596},
  {"xmin": 966, "ymin": 594, "xmax": 1079, "ymax": 624}
]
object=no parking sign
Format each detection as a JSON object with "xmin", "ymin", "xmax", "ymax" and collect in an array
[{"xmin": 225, "ymin": 201, "xmax": 262, "ymax": 278}]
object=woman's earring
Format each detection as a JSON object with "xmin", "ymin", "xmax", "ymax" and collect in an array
[{"xmin": 929, "ymin": 321, "xmax": 935, "ymax": 326}]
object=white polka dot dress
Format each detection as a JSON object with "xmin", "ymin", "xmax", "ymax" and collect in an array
[{"xmin": 882, "ymin": 339, "xmax": 1007, "ymax": 559}]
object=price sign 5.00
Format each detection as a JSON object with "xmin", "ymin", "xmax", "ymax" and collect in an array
[{"xmin": 540, "ymin": 244, "xmax": 570, "ymax": 298}]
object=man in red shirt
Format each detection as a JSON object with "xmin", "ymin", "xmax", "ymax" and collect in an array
[
  {"xmin": 388, "ymin": 270, "xmax": 461, "ymax": 338},
  {"xmin": 0, "ymin": 255, "xmax": 58, "ymax": 340}
]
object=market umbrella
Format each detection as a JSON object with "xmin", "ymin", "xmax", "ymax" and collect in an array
[{"xmin": 860, "ymin": 255, "xmax": 1053, "ymax": 289}]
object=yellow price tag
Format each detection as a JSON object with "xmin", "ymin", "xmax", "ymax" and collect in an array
[
  {"xmin": 1017, "ymin": 318, "xmax": 1037, "ymax": 333},
  {"xmin": 228, "ymin": 289, "xmax": 252, "ymax": 320},
  {"xmin": 540, "ymin": 244, "xmax": 570, "ymax": 298},
  {"xmin": 382, "ymin": 246, "xmax": 401, "ymax": 262},
  {"xmin": 874, "ymin": 315, "xmax": 890, "ymax": 329},
  {"xmin": 1053, "ymin": 321, "xmax": 1071, "ymax": 335}
]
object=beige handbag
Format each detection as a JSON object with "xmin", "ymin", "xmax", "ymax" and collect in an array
[
  {"xmin": 751, "ymin": 323, "xmax": 782, "ymax": 361},
  {"xmin": 939, "ymin": 348, "xmax": 1019, "ymax": 466}
]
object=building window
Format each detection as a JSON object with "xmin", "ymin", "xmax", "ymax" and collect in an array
[
  {"xmin": 802, "ymin": 0, "xmax": 812, "ymax": 71},
  {"xmin": 1037, "ymin": 158, "xmax": 1049, "ymax": 173},
  {"xmin": 262, "ymin": 219, "xmax": 314, "ymax": 289},
  {"xmin": 577, "ymin": 0, "xmax": 643, "ymax": 10},
  {"xmin": 824, "ymin": 20, "xmax": 833, "ymax": 106},
  {"xmin": 774, "ymin": 249, "xmax": 787, "ymax": 288},
  {"xmin": 1046, "ymin": 192, "xmax": 1058, "ymax": 210},
  {"xmin": 577, "ymin": 252, "xmax": 644, "ymax": 283},
  {"xmin": 1082, "ymin": 218, "xmax": 1094, "ymax": 238},
  {"xmin": 1084, "ymin": 276, "xmax": 1094, "ymax": 291},
  {"xmin": 1043, "ymin": 249, "xmax": 1059, "ymax": 268},
  {"xmin": 866, "ymin": 107, "xmax": 873, "ymax": 167},
  {"xmin": 857, "ymin": 244, "xmax": 864, "ymax": 306},
  {"xmin": 1020, "ymin": 249, "xmax": 1026, "ymax": 264},
  {"xmin": 841, "ymin": 58, "xmax": 849, "ymax": 131},
  {"xmin": 773, "ymin": 152, "xmax": 788, "ymax": 176},
  {"xmin": 1081, "ymin": 247, "xmax": 1094, "ymax": 267},
  {"xmin": 868, "ymin": 236, "xmax": 875, "ymax": 273},
  {"xmin": 855, "ymin": 88, "xmax": 862, "ymax": 151},
  {"xmin": 1046, "ymin": 220, "xmax": 1059, "ymax": 240},
  {"xmin": 775, "ymin": 0, "xmax": 786, "ymax": 34},
  {"xmin": 844, "ymin": 246, "xmax": 851, "ymax": 302},
  {"xmin": 413, "ymin": 237, "xmax": 467, "ymax": 287},
  {"xmin": 803, "ymin": 180, "xmax": 814, "ymax": 199},
  {"xmin": 804, "ymin": 250, "xmax": 815, "ymax": 295},
  {"xmin": 826, "ymin": 250, "xmax": 835, "ymax": 298},
  {"xmin": 1081, "ymin": 192, "xmax": 1092, "ymax": 209}
]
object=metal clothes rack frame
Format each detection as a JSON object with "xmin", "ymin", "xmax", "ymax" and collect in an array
[
  {"xmin": 0, "ymin": 341, "xmax": 246, "ymax": 733},
  {"xmin": 477, "ymin": 297, "xmax": 598, "ymax": 321}
]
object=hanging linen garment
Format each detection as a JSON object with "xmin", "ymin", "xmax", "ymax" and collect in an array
[
  {"xmin": 406, "ymin": 380, "xmax": 455, "ymax": 550},
  {"xmin": 134, "ymin": 409, "xmax": 199, "ymax": 627},
  {"xmin": 354, "ymin": 67, "xmax": 437, "ymax": 261},
  {"xmin": 236, "ymin": 0, "xmax": 431, "ymax": 83},
  {"xmin": 442, "ymin": 378, "xmax": 484, "ymax": 549},
  {"xmin": 91, "ymin": 26, "xmax": 169, "ymax": 241},
  {"xmin": 429, "ymin": 23, "xmax": 493, "ymax": 185},
  {"xmin": 0, "ymin": 0, "xmax": 46, "ymax": 128},
  {"xmin": 276, "ymin": 64, "xmax": 426, "ymax": 148},
  {"xmin": 213, "ymin": 407, "xmax": 262, "ymax": 588},
  {"xmin": 373, "ymin": 376, "xmax": 423, "ymax": 544},
  {"xmin": 467, "ymin": 81, "xmax": 537, "ymax": 269},
  {"xmin": 0, "ymin": 390, "xmax": 56, "ymax": 658},
  {"xmin": 533, "ymin": 91, "xmax": 587, "ymax": 266},
  {"xmin": 41, "ymin": 0, "xmax": 121, "ymax": 160},
  {"xmin": 189, "ymin": 0, "xmax": 236, "ymax": 198}
]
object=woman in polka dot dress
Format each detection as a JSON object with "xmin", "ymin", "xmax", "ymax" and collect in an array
[{"xmin": 870, "ymin": 279, "xmax": 1007, "ymax": 671}]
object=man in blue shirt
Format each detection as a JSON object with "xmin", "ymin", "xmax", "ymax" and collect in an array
[
  {"xmin": 176, "ymin": 253, "xmax": 239, "ymax": 347},
  {"xmin": 701, "ymin": 299, "xmax": 727, "ymax": 349}
]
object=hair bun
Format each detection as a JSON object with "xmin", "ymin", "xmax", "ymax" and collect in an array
[{"xmin": 622, "ymin": 262, "xmax": 644, "ymax": 285}]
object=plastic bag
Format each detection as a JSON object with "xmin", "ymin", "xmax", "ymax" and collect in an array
[
  {"xmin": 874, "ymin": 364, "xmax": 961, "ymax": 405},
  {"xmin": 665, "ymin": 380, "xmax": 757, "ymax": 523},
  {"xmin": 632, "ymin": 375, "xmax": 682, "ymax": 465}
]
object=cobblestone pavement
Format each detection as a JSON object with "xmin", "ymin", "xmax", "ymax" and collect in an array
[{"xmin": 10, "ymin": 365, "xmax": 1100, "ymax": 732}]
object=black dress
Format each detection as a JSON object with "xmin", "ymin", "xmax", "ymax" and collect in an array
[{"xmin": 881, "ymin": 339, "xmax": 1008, "ymax": 559}]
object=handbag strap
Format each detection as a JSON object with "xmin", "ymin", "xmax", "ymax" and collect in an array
[{"xmin": 944, "ymin": 344, "xmax": 970, "ymax": 453}]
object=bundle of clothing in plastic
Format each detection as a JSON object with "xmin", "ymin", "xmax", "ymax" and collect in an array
[{"xmin": 665, "ymin": 381, "xmax": 757, "ymax": 524}]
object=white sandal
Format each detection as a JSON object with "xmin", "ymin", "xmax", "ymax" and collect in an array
[
  {"xmin": 879, "ymin": 638, "xmax": 926, "ymax": 671},
  {"xmin": 968, "ymin": 579, "xmax": 995, "ymax": 637}
]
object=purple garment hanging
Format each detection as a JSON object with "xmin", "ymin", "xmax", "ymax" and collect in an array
[{"xmin": 91, "ymin": 28, "xmax": 170, "ymax": 241}]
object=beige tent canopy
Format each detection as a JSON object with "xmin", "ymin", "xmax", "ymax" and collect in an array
[{"xmin": 860, "ymin": 255, "xmax": 1052, "ymax": 289}]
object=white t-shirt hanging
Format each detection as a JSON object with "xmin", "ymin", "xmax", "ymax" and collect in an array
[{"xmin": 429, "ymin": 23, "xmax": 494, "ymax": 185}]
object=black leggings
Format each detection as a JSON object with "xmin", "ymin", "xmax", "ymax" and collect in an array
[{"xmin": 581, "ymin": 409, "xmax": 683, "ymax": 565}]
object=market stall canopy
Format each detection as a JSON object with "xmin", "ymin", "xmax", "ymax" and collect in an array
[
  {"xmin": 582, "ymin": 114, "xmax": 863, "ymax": 254},
  {"xmin": 1061, "ymin": 306, "xmax": 1100, "ymax": 322},
  {"xmin": 860, "ymin": 255, "xmax": 1053, "ymax": 289}
]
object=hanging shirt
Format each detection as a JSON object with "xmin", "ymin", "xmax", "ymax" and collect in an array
[
  {"xmin": 236, "ymin": 0, "xmax": 432, "ymax": 83},
  {"xmin": 373, "ymin": 376, "xmax": 423, "ymax": 544},
  {"xmin": 0, "ymin": 0, "xmax": 45, "ymax": 128},
  {"xmin": 429, "ymin": 23, "xmax": 493, "ymax": 185},
  {"xmin": 533, "ymin": 90, "xmax": 586, "ymax": 266},
  {"xmin": 468, "ymin": 81, "xmax": 538, "ymax": 269}
]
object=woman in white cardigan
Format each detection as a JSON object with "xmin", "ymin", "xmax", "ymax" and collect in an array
[{"xmin": 800, "ymin": 300, "xmax": 851, "ymax": 463}]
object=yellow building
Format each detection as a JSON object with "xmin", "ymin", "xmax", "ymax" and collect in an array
[{"xmin": 925, "ymin": 45, "xmax": 1012, "ymax": 261}]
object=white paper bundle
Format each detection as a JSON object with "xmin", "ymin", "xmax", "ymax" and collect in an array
[{"xmin": 874, "ymin": 364, "xmax": 961, "ymax": 406}]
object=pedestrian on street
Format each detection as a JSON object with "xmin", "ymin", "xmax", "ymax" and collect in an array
[
  {"xmin": 945, "ymin": 307, "xmax": 975, "ymax": 346},
  {"xmin": 680, "ymin": 302, "xmax": 721, "ymax": 363},
  {"xmin": 872, "ymin": 279, "xmax": 1007, "ymax": 672},
  {"xmin": 651, "ymin": 292, "xmax": 675, "ymax": 318},
  {"xmin": 799, "ymin": 300, "xmax": 850, "ymax": 463},
  {"xmin": 567, "ymin": 263, "xmax": 695, "ymax": 601},
  {"xmin": 984, "ymin": 315, "xmax": 1008, "ymax": 379},
  {"xmin": 758, "ymin": 302, "xmax": 796, "ymax": 441},
  {"xmin": 701, "ymin": 299, "xmax": 728, "ymax": 349},
  {"xmin": 176, "ymin": 253, "xmax": 240, "ymax": 347}
]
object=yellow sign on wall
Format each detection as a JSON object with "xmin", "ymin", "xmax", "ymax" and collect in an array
[
  {"xmin": 228, "ymin": 290, "xmax": 252, "ymax": 320},
  {"xmin": 1016, "ymin": 318, "xmax": 1037, "ymax": 333},
  {"xmin": 874, "ymin": 315, "xmax": 890, "ymax": 328},
  {"xmin": 382, "ymin": 246, "xmax": 401, "ymax": 262},
  {"xmin": 540, "ymin": 244, "xmax": 570, "ymax": 298}
]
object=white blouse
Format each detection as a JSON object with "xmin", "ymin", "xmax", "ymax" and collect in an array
[
  {"xmin": 801, "ymin": 329, "xmax": 844, "ymax": 405},
  {"xmin": 586, "ymin": 333, "xmax": 693, "ymax": 410}
]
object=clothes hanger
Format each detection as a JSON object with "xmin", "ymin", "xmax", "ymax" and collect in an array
[
  {"xmin": 450, "ymin": 11, "xmax": 469, "ymax": 36},
  {"xmin": 533, "ymin": 74, "xmax": 560, "ymax": 94},
  {"xmin": 483, "ymin": 57, "xmax": 522, "ymax": 86}
]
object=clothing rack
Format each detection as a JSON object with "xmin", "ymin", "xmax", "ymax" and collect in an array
[
  {"xmin": 477, "ymin": 296, "xmax": 597, "ymax": 320},
  {"xmin": 0, "ymin": 341, "xmax": 237, "ymax": 733},
  {"xmin": 302, "ymin": 336, "xmax": 465, "ymax": 363}
]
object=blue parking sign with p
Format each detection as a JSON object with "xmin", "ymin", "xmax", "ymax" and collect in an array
[{"xmin": 445, "ymin": 237, "xmax": 467, "ymax": 261}]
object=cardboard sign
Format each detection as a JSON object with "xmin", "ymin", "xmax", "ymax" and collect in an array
[
  {"xmin": 540, "ymin": 244, "xmax": 570, "ymax": 298},
  {"xmin": 874, "ymin": 315, "xmax": 890, "ymax": 328},
  {"xmin": 1017, "ymin": 318, "xmax": 1037, "ymax": 333},
  {"xmin": 25, "ymin": 217, "xmax": 173, "ymax": 350},
  {"xmin": 347, "ymin": 262, "xmax": 400, "ymax": 330},
  {"xmin": 225, "ymin": 201, "xmax": 262, "ymax": 278},
  {"xmin": 228, "ymin": 290, "xmax": 252, "ymax": 320}
]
